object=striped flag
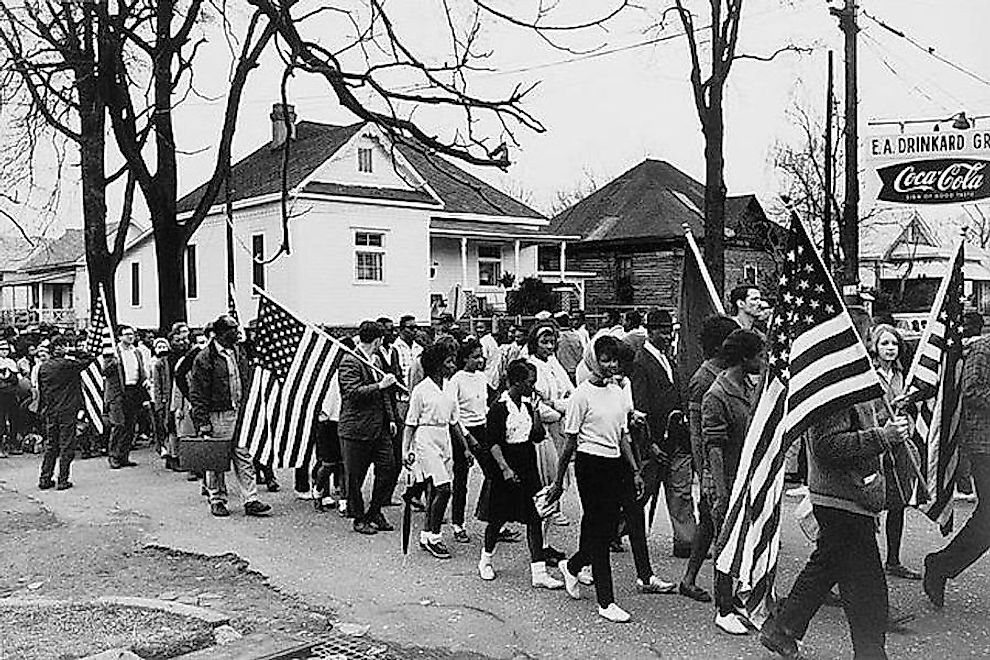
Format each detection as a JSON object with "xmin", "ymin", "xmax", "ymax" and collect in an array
[
  {"xmin": 228, "ymin": 282, "xmax": 239, "ymax": 323},
  {"xmin": 715, "ymin": 214, "xmax": 885, "ymax": 626},
  {"xmin": 235, "ymin": 292, "xmax": 340, "ymax": 468},
  {"xmin": 80, "ymin": 287, "xmax": 115, "ymax": 435},
  {"xmin": 904, "ymin": 240, "xmax": 965, "ymax": 534}
]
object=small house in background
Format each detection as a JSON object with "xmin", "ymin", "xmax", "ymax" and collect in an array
[
  {"xmin": 0, "ymin": 223, "xmax": 142, "ymax": 330},
  {"xmin": 859, "ymin": 207, "xmax": 990, "ymax": 317},
  {"xmin": 547, "ymin": 159, "xmax": 782, "ymax": 314}
]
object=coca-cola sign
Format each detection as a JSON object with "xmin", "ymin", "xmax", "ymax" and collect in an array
[{"xmin": 876, "ymin": 158, "xmax": 990, "ymax": 204}]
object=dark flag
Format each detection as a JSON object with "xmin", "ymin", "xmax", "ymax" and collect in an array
[
  {"xmin": 676, "ymin": 224, "xmax": 726, "ymax": 401},
  {"xmin": 715, "ymin": 214, "xmax": 886, "ymax": 626}
]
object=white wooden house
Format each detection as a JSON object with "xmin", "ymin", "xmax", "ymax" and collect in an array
[{"xmin": 116, "ymin": 104, "xmax": 588, "ymax": 328}]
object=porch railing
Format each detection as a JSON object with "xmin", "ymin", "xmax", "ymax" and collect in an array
[{"xmin": 0, "ymin": 308, "xmax": 77, "ymax": 328}]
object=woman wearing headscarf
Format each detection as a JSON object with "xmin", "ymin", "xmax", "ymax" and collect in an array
[{"xmin": 526, "ymin": 321, "xmax": 573, "ymax": 563}]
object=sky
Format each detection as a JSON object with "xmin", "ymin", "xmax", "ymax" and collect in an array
[{"xmin": 5, "ymin": 0, "xmax": 990, "ymax": 236}]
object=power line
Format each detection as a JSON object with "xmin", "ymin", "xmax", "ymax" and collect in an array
[
  {"xmin": 860, "ymin": 8, "xmax": 990, "ymax": 90},
  {"xmin": 860, "ymin": 31, "xmax": 957, "ymax": 111}
]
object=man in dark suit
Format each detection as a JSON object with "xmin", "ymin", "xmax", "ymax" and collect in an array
[
  {"xmin": 105, "ymin": 325, "xmax": 149, "ymax": 469},
  {"xmin": 339, "ymin": 320, "xmax": 400, "ymax": 535},
  {"xmin": 627, "ymin": 309, "xmax": 697, "ymax": 557}
]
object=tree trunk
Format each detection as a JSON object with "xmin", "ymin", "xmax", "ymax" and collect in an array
[
  {"xmin": 150, "ymin": 203, "xmax": 187, "ymax": 332},
  {"xmin": 77, "ymin": 66, "xmax": 115, "ymax": 324},
  {"xmin": 702, "ymin": 101, "xmax": 727, "ymax": 299}
]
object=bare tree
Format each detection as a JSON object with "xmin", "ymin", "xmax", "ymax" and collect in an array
[
  {"xmin": 0, "ymin": 0, "xmax": 136, "ymax": 317},
  {"xmin": 661, "ymin": 0, "xmax": 809, "ymax": 297},
  {"xmin": 99, "ymin": 0, "xmax": 277, "ymax": 329}
]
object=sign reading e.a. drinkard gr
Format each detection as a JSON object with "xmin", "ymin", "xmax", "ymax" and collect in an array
[{"xmin": 866, "ymin": 129, "xmax": 990, "ymax": 205}]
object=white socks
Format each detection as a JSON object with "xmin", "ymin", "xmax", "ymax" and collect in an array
[
  {"xmin": 531, "ymin": 562, "xmax": 564, "ymax": 590},
  {"xmin": 478, "ymin": 550, "xmax": 495, "ymax": 581}
]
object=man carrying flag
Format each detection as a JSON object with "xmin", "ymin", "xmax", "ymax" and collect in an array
[
  {"xmin": 923, "ymin": 246, "xmax": 990, "ymax": 608},
  {"xmin": 190, "ymin": 314, "xmax": 272, "ymax": 518},
  {"xmin": 708, "ymin": 213, "xmax": 907, "ymax": 659}
]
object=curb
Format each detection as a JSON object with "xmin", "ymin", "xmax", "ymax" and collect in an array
[{"xmin": 0, "ymin": 596, "xmax": 230, "ymax": 627}]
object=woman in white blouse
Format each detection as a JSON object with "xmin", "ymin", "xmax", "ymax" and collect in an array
[
  {"xmin": 404, "ymin": 344, "xmax": 472, "ymax": 560},
  {"xmin": 445, "ymin": 339, "xmax": 488, "ymax": 543}
]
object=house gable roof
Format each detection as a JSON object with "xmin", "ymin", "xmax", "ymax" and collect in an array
[
  {"xmin": 176, "ymin": 120, "xmax": 544, "ymax": 220},
  {"xmin": 0, "ymin": 232, "xmax": 41, "ymax": 271},
  {"xmin": 548, "ymin": 159, "xmax": 771, "ymax": 245}
]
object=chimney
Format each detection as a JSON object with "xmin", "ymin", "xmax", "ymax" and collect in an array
[{"xmin": 270, "ymin": 103, "xmax": 297, "ymax": 149}]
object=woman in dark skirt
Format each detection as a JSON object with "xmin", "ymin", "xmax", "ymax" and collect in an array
[{"xmin": 476, "ymin": 359, "xmax": 563, "ymax": 590}]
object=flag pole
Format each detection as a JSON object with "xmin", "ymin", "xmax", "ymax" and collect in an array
[
  {"xmin": 251, "ymin": 284, "xmax": 409, "ymax": 393},
  {"xmin": 682, "ymin": 223, "xmax": 726, "ymax": 315}
]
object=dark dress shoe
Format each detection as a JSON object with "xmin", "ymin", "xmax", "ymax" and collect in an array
[
  {"xmin": 55, "ymin": 482, "xmax": 73, "ymax": 491},
  {"xmin": 266, "ymin": 480, "xmax": 280, "ymax": 493},
  {"xmin": 244, "ymin": 501, "xmax": 272, "ymax": 517},
  {"xmin": 679, "ymin": 582, "xmax": 712, "ymax": 603},
  {"xmin": 38, "ymin": 480, "xmax": 55, "ymax": 490},
  {"xmin": 497, "ymin": 528, "xmax": 522, "ymax": 543},
  {"xmin": 886, "ymin": 563, "xmax": 922, "ymax": 580},
  {"xmin": 353, "ymin": 520, "xmax": 378, "ymax": 535},
  {"xmin": 371, "ymin": 513, "xmax": 394, "ymax": 532},
  {"xmin": 759, "ymin": 619, "xmax": 800, "ymax": 659},
  {"xmin": 211, "ymin": 502, "xmax": 231, "ymax": 517},
  {"xmin": 121, "ymin": 460, "xmax": 138, "ymax": 467},
  {"xmin": 923, "ymin": 554, "xmax": 946, "ymax": 608}
]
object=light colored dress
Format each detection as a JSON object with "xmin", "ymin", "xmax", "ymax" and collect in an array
[
  {"xmin": 528, "ymin": 354, "xmax": 574, "ymax": 485},
  {"xmin": 406, "ymin": 377, "xmax": 458, "ymax": 486}
]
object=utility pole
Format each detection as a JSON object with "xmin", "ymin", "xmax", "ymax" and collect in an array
[
  {"xmin": 824, "ymin": 50, "xmax": 834, "ymax": 272},
  {"xmin": 831, "ymin": 0, "xmax": 859, "ymax": 292}
]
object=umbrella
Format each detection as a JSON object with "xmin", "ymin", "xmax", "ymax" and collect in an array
[{"xmin": 401, "ymin": 469, "xmax": 413, "ymax": 555}]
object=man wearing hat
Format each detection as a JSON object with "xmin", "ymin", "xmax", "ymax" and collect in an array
[{"xmin": 627, "ymin": 309, "xmax": 697, "ymax": 558}]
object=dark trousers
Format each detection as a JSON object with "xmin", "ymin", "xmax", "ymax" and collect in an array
[
  {"xmin": 313, "ymin": 420, "xmax": 345, "ymax": 498},
  {"xmin": 451, "ymin": 429, "xmax": 473, "ymax": 526},
  {"xmin": 685, "ymin": 495, "xmax": 714, "ymax": 584},
  {"xmin": 0, "ymin": 391, "xmax": 21, "ymax": 449},
  {"xmin": 425, "ymin": 480, "xmax": 451, "ymax": 534},
  {"xmin": 40, "ymin": 412, "xmax": 77, "ymax": 485},
  {"xmin": 929, "ymin": 454, "xmax": 990, "ymax": 579},
  {"xmin": 341, "ymin": 433, "xmax": 396, "ymax": 523},
  {"xmin": 109, "ymin": 386, "xmax": 142, "ymax": 462},
  {"xmin": 775, "ymin": 506, "xmax": 888, "ymax": 660},
  {"xmin": 567, "ymin": 453, "xmax": 650, "ymax": 607}
]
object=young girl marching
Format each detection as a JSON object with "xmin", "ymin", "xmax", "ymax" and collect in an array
[
  {"xmin": 404, "ymin": 343, "xmax": 472, "ymax": 559},
  {"xmin": 445, "ymin": 339, "xmax": 489, "ymax": 543},
  {"xmin": 476, "ymin": 359, "xmax": 564, "ymax": 590}
]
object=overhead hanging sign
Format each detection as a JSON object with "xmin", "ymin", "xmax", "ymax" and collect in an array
[{"xmin": 865, "ymin": 129, "xmax": 990, "ymax": 204}]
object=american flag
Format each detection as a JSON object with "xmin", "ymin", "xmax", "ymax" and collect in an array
[
  {"xmin": 80, "ymin": 287, "xmax": 116, "ymax": 435},
  {"xmin": 235, "ymin": 293, "xmax": 340, "ymax": 468},
  {"xmin": 904, "ymin": 240, "xmax": 965, "ymax": 534},
  {"xmin": 714, "ymin": 214, "xmax": 885, "ymax": 626},
  {"xmin": 228, "ymin": 282, "xmax": 239, "ymax": 323}
]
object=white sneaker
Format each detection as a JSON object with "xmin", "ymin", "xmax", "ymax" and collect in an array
[
  {"xmin": 714, "ymin": 612, "xmax": 749, "ymax": 635},
  {"xmin": 598, "ymin": 603, "xmax": 631, "ymax": 623},
  {"xmin": 578, "ymin": 566, "xmax": 594, "ymax": 585},
  {"xmin": 478, "ymin": 562, "xmax": 496, "ymax": 581},
  {"xmin": 636, "ymin": 575, "xmax": 677, "ymax": 594},
  {"xmin": 295, "ymin": 490, "xmax": 313, "ymax": 500},
  {"xmin": 954, "ymin": 490, "xmax": 977, "ymax": 502},
  {"xmin": 558, "ymin": 561, "xmax": 582, "ymax": 599},
  {"xmin": 785, "ymin": 485, "xmax": 809, "ymax": 499},
  {"xmin": 532, "ymin": 571, "xmax": 564, "ymax": 590}
]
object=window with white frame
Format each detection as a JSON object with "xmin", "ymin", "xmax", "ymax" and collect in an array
[
  {"xmin": 743, "ymin": 262, "xmax": 758, "ymax": 284},
  {"xmin": 355, "ymin": 231, "xmax": 385, "ymax": 282},
  {"xmin": 357, "ymin": 147, "xmax": 373, "ymax": 173},
  {"xmin": 477, "ymin": 244, "xmax": 502, "ymax": 287}
]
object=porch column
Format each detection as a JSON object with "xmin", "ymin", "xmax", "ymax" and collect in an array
[
  {"xmin": 559, "ymin": 241, "xmax": 567, "ymax": 281},
  {"xmin": 460, "ymin": 237, "xmax": 469, "ymax": 287},
  {"xmin": 514, "ymin": 240, "xmax": 521, "ymax": 276}
]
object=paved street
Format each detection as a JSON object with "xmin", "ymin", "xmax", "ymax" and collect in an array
[{"xmin": 2, "ymin": 448, "xmax": 988, "ymax": 659}]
